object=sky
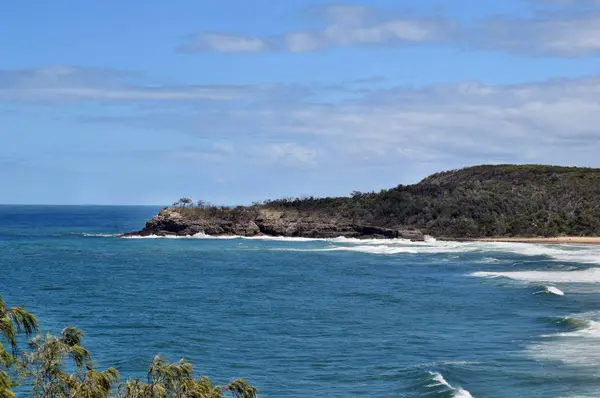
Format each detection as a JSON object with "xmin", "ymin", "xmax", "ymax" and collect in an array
[{"xmin": 1, "ymin": 0, "xmax": 600, "ymax": 205}]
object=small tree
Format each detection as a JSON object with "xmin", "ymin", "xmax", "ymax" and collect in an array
[
  {"xmin": 180, "ymin": 198, "xmax": 194, "ymax": 208},
  {"xmin": 118, "ymin": 356, "xmax": 257, "ymax": 398},
  {"xmin": 172, "ymin": 198, "xmax": 194, "ymax": 208},
  {"xmin": 197, "ymin": 200, "xmax": 206, "ymax": 209},
  {"xmin": 0, "ymin": 295, "xmax": 39, "ymax": 398},
  {"xmin": 0, "ymin": 295, "xmax": 39, "ymax": 353},
  {"xmin": 24, "ymin": 327, "xmax": 119, "ymax": 398}
]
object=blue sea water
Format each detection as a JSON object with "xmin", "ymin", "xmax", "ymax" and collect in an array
[{"xmin": 2, "ymin": 205, "xmax": 600, "ymax": 397}]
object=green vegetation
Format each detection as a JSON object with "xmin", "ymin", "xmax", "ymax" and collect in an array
[
  {"xmin": 0, "ymin": 295, "xmax": 257, "ymax": 398},
  {"xmin": 171, "ymin": 164, "xmax": 600, "ymax": 238}
]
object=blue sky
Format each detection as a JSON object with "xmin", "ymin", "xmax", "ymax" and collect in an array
[{"xmin": 2, "ymin": 0, "xmax": 600, "ymax": 204}]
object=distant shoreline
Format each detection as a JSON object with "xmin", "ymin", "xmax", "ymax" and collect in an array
[{"xmin": 465, "ymin": 237, "xmax": 600, "ymax": 245}]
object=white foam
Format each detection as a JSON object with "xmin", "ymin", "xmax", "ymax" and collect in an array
[
  {"xmin": 244, "ymin": 235, "xmax": 418, "ymax": 244},
  {"xmin": 272, "ymin": 246, "xmax": 418, "ymax": 255},
  {"xmin": 427, "ymin": 372, "xmax": 451, "ymax": 388},
  {"xmin": 529, "ymin": 312, "xmax": 600, "ymax": 367},
  {"xmin": 122, "ymin": 233, "xmax": 238, "ymax": 240},
  {"xmin": 454, "ymin": 389, "xmax": 474, "ymax": 398},
  {"xmin": 532, "ymin": 286, "xmax": 565, "ymax": 296},
  {"xmin": 80, "ymin": 233, "xmax": 118, "ymax": 237},
  {"xmin": 322, "ymin": 245, "xmax": 419, "ymax": 254},
  {"xmin": 122, "ymin": 234, "xmax": 182, "ymax": 239},
  {"xmin": 119, "ymin": 232, "xmax": 600, "ymax": 264},
  {"xmin": 328, "ymin": 236, "xmax": 413, "ymax": 245},
  {"xmin": 484, "ymin": 242, "xmax": 600, "ymax": 264},
  {"xmin": 472, "ymin": 269, "xmax": 600, "ymax": 283},
  {"xmin": 282, "ymin": 239, "xmax": 600, "ymax": 261},
  {"xmin": 475, "ymin": 257, "xmax": 501, "ymax": 264},
  {"xmin": 545, "ymin": 286, "xmax": 565, "ymax": 296},
  {"xmin": 554, "ymin": 320, "xmax": 600, "ymax": 338},
  {"xmin": 427, "ymin": 372, "xmax": 473, "ymax": 397},
  {"xmin": 410, "ymin": 361, "xmax": 483, "ymax": 369},
  {"xmin": 242, "ymin": 235, "xmax": 328, "ymax": 242}
]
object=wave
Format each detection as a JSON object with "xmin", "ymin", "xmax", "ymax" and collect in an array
[
  {"xmin": 406, "ymin": 361, "xmax": 482, "ymax": 370},
  {"xmin": 551, "ymin": 318, "xmax": 600, "ymax": 338},
  {"xmin": 532, "ymin": 286, "xmax": 565, "ymax": 296},
  {"xmin": 471, "ymin": 242, "xmax": 600, "ymax": 265},
  {"xmin": 77, "ymin": 233, "xmax": 118, "ymax": 238},
  {"xmin": 121, "ymin": 234, "xmax": 416, "ymax": 244},
  {"xmin": 472, "ymin": 269, "xmax": 600, "ymax": 283},
  {"xmin": 272, "ymin": 245, "xmax": 418, "ymax": 255},
  {"xmin": 529, "ymin": 312, "xmax": 600, "ymax": 367},
  {"xmin": 279, "ymin": 238, "xmax": 599, "ymax": 264},
  {"xmin": 121, "ymin": 233, "xmax": 238, "ymax": 240},
  {"xmin": 427, "ymin": 372, "xmax": 473, "ymax": 397},
  {"xmin": 295, "ymin": 239, "xmax": 600, "ymax": 262},
  {"xmin": 113, "ymin": 231, "xmax": 600, "ymax": 265},
  {"xmin": 558, "ymin": 316, "xmax": 594, "ymax": 332},
  {"xmin": 474, "ymin": 257, "xmax": 501, "ymax": 264}
]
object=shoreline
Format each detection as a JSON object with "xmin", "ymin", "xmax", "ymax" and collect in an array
[
  {"xmin": 466, "ymin": 237, "xmax": 600, "ymax": 245},
  {"xmin": 118, "ymin": 232, "xmax": 600, "ymax": 245}
]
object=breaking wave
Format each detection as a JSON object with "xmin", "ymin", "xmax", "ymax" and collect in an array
[
  {"xmin": 558, "ymin": 316, "xmax": 595, "ymax": 332},
  {"xmin": 121, "ymin": 233, "xmax": 238, "ymax": 240},
  {"xmin": 529, "ymin": 313, "xmax": 600, "ymax": 367},
  {"xmin": 532, "ymin": 286, "xmax": 565, "ymax": 296},
  {"xmin": 427, "ymin": 372, "xmax": 473, "ymax": 397},
  {"xmin": 472, "ymin": 269, "xmax": 600, "ymax": 283},
  {"xmin": 406, "ymin": 361, "xmax": 483, "ymax": 370},
  {"xmin": 76, "ymin": 232, "xmax": 118, "ymax": 238},
  {"xmin": 95, "ymin": 231, "xmax": 600, "ymax": 264},
  {"xmin": 272, "ymin": 246, "xmax": 419, "ymax": 255}
]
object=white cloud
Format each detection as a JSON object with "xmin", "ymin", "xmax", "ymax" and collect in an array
[
  {"xmin": 175, "ymin": 3, "xmax": 600, "ymax": 58},
  {"xmin": 0, "ymin": 66, "xmax": 282, "ymax": 103},
  {"xmin": 180, "ymin": 5, "xmax": 455, "ymax": 53},
  {"xmin": 179, "ymin": 33, "xmax": 271, "ymax": 53},
  {"xmin": 321, "ymin": 19, "xmax": 446, "ymax": 46},
  {"xmin": 172, "ymin": 142, "xmax": 236, "ymax": 163},
  {"xmin": 481, "ymin": 12, "xmax": 600, "ymax": 56},
  {"xmin": 283, "ymin": 32, "xmax": 322, "ymax": 53},
  {"xmin": 322, "ymin": 5, "xmax": 372, "ymax": 25},
  {"xmin": 86, "ymin": 75, "xmax": 600, "ymax": 170},
  {"xmin": 529, "ymin": 0, "xmax": 600, "ymax": 7},
  {"xmin": 255, "ymin": 143, "xmax": 318, "ymax": 168}
]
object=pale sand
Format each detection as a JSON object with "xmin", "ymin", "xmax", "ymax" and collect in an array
[{"xmin": 474, "ymin": 237, "xmax": 600, "ymax": 244}]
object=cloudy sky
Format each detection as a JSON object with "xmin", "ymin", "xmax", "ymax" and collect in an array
[{"xmin": 2, "ymin": 0, "xmax": 600, "ymax": 204}]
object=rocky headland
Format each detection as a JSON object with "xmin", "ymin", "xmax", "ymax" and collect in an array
[{"xmin": 123, "ymin": 164, "xmax": 600, "ymax": 240}]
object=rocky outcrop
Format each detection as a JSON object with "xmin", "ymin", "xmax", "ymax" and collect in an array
[{"xmin": 121, "ymin": 208, "xmax": 425, "ymax": 241}]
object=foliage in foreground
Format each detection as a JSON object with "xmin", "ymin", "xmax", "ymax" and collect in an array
[{"xmin": 0, "ymin": 295, "xmax": 257, "ymax": 398}]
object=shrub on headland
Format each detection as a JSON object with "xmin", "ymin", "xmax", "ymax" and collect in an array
[{"xmin": 0, "ymin": 295, "xmax": 257, "ymax": 398}]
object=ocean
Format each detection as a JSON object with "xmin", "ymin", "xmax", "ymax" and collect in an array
[{"xmin": 2, "ymin": 205, "xmax": 600, "ymax": 397}]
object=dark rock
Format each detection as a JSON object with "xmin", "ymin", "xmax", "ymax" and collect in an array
[{"xmin": 120, "ymin": 207, "xmax": 425, "ymax": 241}]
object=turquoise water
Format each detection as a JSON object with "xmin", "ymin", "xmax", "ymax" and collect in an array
[{"xmin": 2, "ymin": 206, "xmax": 600, "ymax": 397}]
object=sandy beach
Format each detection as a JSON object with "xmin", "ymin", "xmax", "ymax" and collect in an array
[{"xmin": 474, "ymin": 237, "xmax": 600, "ymax": 244}]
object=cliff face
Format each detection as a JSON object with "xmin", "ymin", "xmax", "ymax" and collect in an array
[{"xmin": 125, "ymin": 164, "xmax": 600, "ymax": 239}]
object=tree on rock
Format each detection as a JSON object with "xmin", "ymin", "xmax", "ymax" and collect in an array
[{"xmin": 172, "ymin": 198, "xmax": 194, "ymax": 208}]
